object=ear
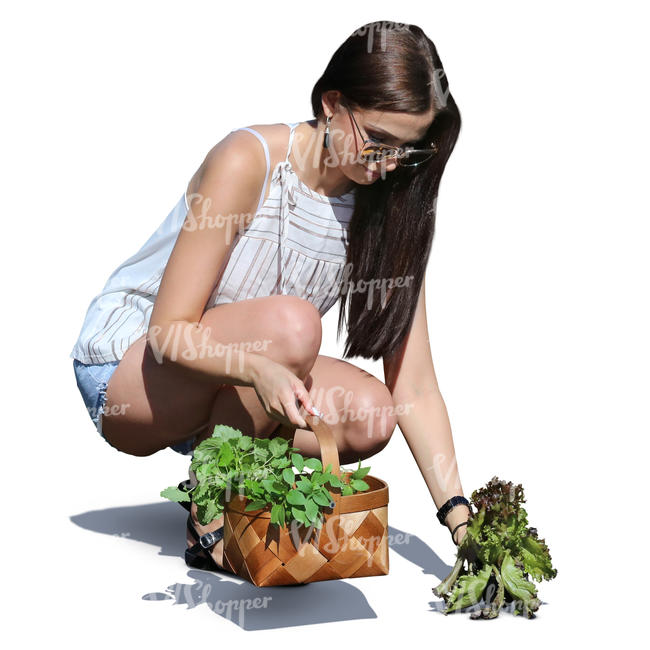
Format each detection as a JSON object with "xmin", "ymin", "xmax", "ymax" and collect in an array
[{"xmin": 321, "ymin": 89, "xmax": 343, "ymax": 118}]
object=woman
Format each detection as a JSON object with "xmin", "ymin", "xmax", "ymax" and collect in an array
[{"xmin": 70, "ymin": 21, "xmax": 472, "ymax": 570}]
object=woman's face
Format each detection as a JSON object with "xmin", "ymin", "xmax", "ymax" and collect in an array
[{"xmin": 326, "ymin": 98, "xmax": 436, "ymax": 185}]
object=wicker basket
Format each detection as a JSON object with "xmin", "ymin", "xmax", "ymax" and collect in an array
[{"xmin": 184, "ymin": 412, "xmax": 389, "ymax": 587}]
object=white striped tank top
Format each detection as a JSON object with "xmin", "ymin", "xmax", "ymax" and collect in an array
[{"xmin": 69, "ymin": 122, "xmax": 356, "ymax": 364}]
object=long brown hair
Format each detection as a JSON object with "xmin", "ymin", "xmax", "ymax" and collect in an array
[{"xmin": 311, "ymin": 21, "xmax": 462, "ymax": 360}]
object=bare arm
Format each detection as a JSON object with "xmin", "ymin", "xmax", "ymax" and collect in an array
[
  {"xmin": 146, "ymin": 130, "xmax": 270, "ymax": 388},
  {"xmin": 383, "ymin": 275, "xmax": 471, "ymax": 545}
]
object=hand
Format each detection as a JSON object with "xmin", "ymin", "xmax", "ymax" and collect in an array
[{"xmin": 250, "ymin": 356, "xmax": 320, "ymax": 429}]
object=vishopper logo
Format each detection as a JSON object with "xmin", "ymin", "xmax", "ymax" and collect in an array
[
  {"xmin": 292, "ymin": 124, "xmax": 386, "ymax": 174},
  {"xmin": 147, "ymin": 323, "xmax": 273, "ymax": 373},
  {"xmin": 430, "ymin": 66, "xmax": 451, "ymax": 109},
  {"xmin": 309, "ymin": 384, "xmax": 415, "ymax": 439},
  {"xmin": 86, "ymin": 402, "xmax": 131, "ymax": 418},
  {"xmin": 336, "ymin": 263, "xmax": 415, "ymax": 310},
  {"xmin": 307, "ymin": 514, "xmax": 408, "ymax": 567},
  {"xmin": 290, "ymin": 125, "xmax": 364, "ymax": 171},
  {"xmin": 351, "ymin": 21, "xmax": 411, "ymax": 53},
  {"xmin": 183, "ymin": 193, "xmax": 253, "ymax": 241},
  {"xmin": 166, "ymin": 579, "xmax": 273, "ymax": 624},
  {"xmin": 220, "ymin": 473, "xmax": 271, "ymax": 503},
  {"xmin": 425, "ymin": 451, "xmax": 463, "ymax": 494}
]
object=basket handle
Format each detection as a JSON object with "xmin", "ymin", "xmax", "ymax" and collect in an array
[
  {"xmin": 275, "ymin": 413, "xmax": 341, "ymax": 478},
  {"xmin": 303, "ymin": 412, "xmax": 341, "ymax": 478},
  {"xmin": 301, "ymin": 413, "xmax": 343, "ymax": 545}
]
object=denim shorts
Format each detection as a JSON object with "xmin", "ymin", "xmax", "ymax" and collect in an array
[{"xmin": 72, "ymin": 359, "xmax": 195, "ymax": 455}]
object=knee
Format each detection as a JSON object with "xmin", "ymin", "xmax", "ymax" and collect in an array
[
  {"xmin": 101, "ymin": 424, "xmax": 162, "ymax": 457},
  {"xmin": 270, "ymin": 296, "xmax": 322, "ymax": 375},
  {"xmin": 341, "ymin": 381, "xmax": 398, "ymax": 457}
]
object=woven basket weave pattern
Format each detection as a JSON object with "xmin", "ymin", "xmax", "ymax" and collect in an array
[{"xmin": 188, "ymin": 414, "xmax": 389, "ymax": 587}]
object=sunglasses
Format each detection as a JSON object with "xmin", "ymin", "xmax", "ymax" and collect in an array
[{"xmin": 341, "ymin": 101, "xmax": 438, "ymax": 167}]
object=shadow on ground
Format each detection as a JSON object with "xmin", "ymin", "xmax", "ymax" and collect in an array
[{"xmin": 70, "ymin": 502, "xmax": 454, "ymax": 629}]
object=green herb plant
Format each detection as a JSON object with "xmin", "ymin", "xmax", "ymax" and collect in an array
[
  {"xmin": 433, "ymin": 476, "xmax": 557, "ymax": 619},
  {"xmin": 161, "ymin": 424, "xmax": 371, "ymax": 530}
]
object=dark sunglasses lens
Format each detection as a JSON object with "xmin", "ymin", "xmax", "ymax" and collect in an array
[{"xmin": 399, "ymin": 151, "xmax": 433, "ymax": 166}]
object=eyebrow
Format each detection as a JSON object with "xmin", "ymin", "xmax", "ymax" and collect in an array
[{"xmin": 365, "ymin": 122, "xmax": 426, "ymax": 145}]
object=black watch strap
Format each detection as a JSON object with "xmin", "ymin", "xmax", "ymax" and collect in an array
[{"xmin": 437, "ymin": 495, "xmax": 470, "ymax": 525}]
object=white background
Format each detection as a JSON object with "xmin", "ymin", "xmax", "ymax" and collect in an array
[{"xmin": 1, "ymin": 0, "xmax": 647, "ymax": 645}]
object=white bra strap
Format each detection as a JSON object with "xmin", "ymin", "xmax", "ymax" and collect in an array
[{"xmin": 231, "ymin": 127, "xmax": 271, "ymax": 214}]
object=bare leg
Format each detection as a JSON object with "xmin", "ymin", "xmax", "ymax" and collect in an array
[{"xmin": 102, "ymin": 295, "xmax": 322, "ymax": 456}]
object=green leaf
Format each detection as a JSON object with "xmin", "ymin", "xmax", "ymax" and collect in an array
[
  {"xmin": 351, "ymin": 466, "xmax": 370, "ymax": 479},
  {"xmin": 193, "ymin": 448, "xmax": 216, "ymax": 464},
  {"xmin": 262, "ymin": 478, "xmax": 283, "ymax": 494},
  {"xmin": 282, "ymin": 468, "xmax": 295, "ymax": 485},
  {"xmin": 341, "ymin": 484, "xmax": 353, "ymax": 496},
  {"xmin": 519, "ymin": 534, "xmax": 558, "ymax": 582},
  {"xmin": 198, "ymin": 437, "xmax": 221, "ymax": 450},
  {"xmin": 269, "ymin": 438, "xmax": 288, "ymax": 457},
  {"xmin": 195, "ymin": 461, "xmax": 217, "ymax": 483},
  {"xmin": 261, "ymin": 478, "xmax": 274, "ymax": 492},
  {"xmin": 217, "ymin": 441, "xmax": 235, "ymax": 467},
  {"xmin": 212, "ymin": 424, "xmax": 243, "ymax": 442},
  {"xmin": 238, "ymin": 436, "xmax": 253, "ymax": 451},
  {"xmin": 304, "ymin": 457, "xmax": 322, "ymax": 471},
  {"xmin": 191, "ymin": 482, "xmax": 210, "ymax": 503},
  {"xmin": 444, "ymin": 564, "xmax": 493, "ymax": 613},
  {"xmin": 312, "ymin": 490, "xmax": 332, "ymax": 507},
  {"xmin": 304, "ymin": 498, "xmax": 318, "ymax": 521},
  {"xmin": 291, "ymin": 506, "xmax": 307, "ymax": 525},
  {"xmin": 253, "ymin": 439, "xmax": 270, "ymax": 461},
  {"xmin": 160, "ymin": 486, "xmax": 191, "ymax": 503},
  {"xmin": 296, "ymin": 477, "xmax": 313, "ymax": 493},
  {"xmin": 244, "ymin": 478, "xmax": 263, "ymax": 496},
  {"xmin": 350, "ymin": 479, "xmax": 370, "ymax": 491},
  {"xmin": 292, "ymin": 453, "xmax": 305, "ymax": 472},
  {"xmin": 286, "ymin": 489, "xmax": 306, "ymax": 505},
  {"xmin": 245, "ymin": 499, "xmax": 267, "ymax": 512},
  {"xmin": 327, "ymin": 474, "xmax": 343, "ymax": 488},
  {"xmin": 500, "ymin": 550, "xmax": 538, "ymax": 608},
  {"xmin": 196, "ymin": 499, "xmax": 220, "ymax": 526},
  {"xmin": 271, "ymin": 503, "xmax": 283, "ymax": 525}
]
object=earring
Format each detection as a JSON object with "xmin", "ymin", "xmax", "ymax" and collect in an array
[{"xmin": 323, "ymin": 115, "xmax": 331, "ymax": 149}]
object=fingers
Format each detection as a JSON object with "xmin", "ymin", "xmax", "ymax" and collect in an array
[
  {"xmin": 282, "ymin": 394, "xmax": 307, "ymax": 429},
  {"xmin": 280, "ymin": 381, "xmax": 325, "ymax": 429},
  {"xmin": 293, "ymin": 382, "xmax": 321, "ymax": 417}
]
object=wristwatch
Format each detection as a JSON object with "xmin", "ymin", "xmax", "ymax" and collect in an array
[{"xmin": 436, "ymin": 495, "xmax": 470, "ymax": 525}]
